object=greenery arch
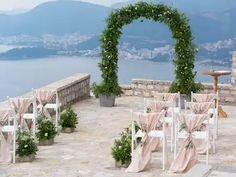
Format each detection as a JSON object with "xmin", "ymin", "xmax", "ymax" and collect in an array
[{"xmin": 95, "ymin": 2, "xmax": 201, "ymax": 96}]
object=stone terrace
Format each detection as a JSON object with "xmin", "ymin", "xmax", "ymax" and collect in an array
[{"xmin": 1, "ymin": 96, "xmax": 236, "ymax": 177}]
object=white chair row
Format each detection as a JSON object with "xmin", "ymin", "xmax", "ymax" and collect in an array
[
  {"xmin": 130, "ymin": 92, "xmax": 218, "ymax": 171},
  {"xmin": 0, "ymin": 89, "xmax": 60, "ymax": 163}
]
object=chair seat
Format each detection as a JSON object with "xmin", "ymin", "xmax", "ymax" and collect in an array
[
  {"xmin": 164, "ymin": 117, "xmax": 173, "ymax": 124},
  {"xmin": 174, "ymin": 107, "xmax": 180, "ymax": 114},
  {"xmin": 1, "ymin": 125, "xmax": 15, "ymax": 132},
  {"xmin": 148, "ymin": 130, "xmax": 164, "ymax": 137},
  {"xmin": 45, "ymin": 103, "xmax": 58, "ymax": 109},
  {"xmin": 23, "ymin": 113, "xmax": 35, "ymax": 120},
  {"xmin": 178, "ymin": 130, "xmax": 208, "ymax": 139},
  {"xmin": 135, "ymin": 130, "xmax": 145, "ymax": 138}
]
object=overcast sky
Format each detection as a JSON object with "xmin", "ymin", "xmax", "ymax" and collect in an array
[{"xmin": 0, "ymin": 0, "xmax": 129, "ymax": 11}]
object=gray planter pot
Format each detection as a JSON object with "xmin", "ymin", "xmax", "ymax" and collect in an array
[
  {"xmin": 115, "ymin": 160, "xmax": 130, "ymax": 168},
  {"xmin": 39, "ymin": 138, "xmax": 54, "ymax": 146},
  {"xmin": 99, "ymin": 95, "xmax": 115, "ymax": 107},
  {"xmin": 180, "ymin": 94, "xmax": 191, "ymax": 109},
  {"xmin": 17, "ymin": 154, "xmax": 35, "ymax": 162},
  {"xmin": 61, "ymin": 127, "xmax": 75, "ymax": 133}
]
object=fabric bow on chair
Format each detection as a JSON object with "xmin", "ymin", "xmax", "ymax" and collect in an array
[
  {"xmin": 0, "ymin": 109, "xmax": 12, "ymax": 163},
  {"xmin": 192, "ymin": 93, "xmax": 216, "ymax": 103},
  {"xmin": 190, "ymin": 102, "xmax": 214, "ymax": 114},
  {"xmin": 34, "ymin": 90, "xmax": 56, "ymax": 118},
  {"xmin": 8, "ymin": 98, "xmax": 32, "ymax": 129},
  {"xmin": 126, "ymin": 112, "xmax": 165, "ymax": 172},
  {"xmin": 170, "ymin": 114, "xmax": 208, "ymax": 173},
  {"xmin": 154, "ymin": 93, "xmax": 178, "ymax": 102}
]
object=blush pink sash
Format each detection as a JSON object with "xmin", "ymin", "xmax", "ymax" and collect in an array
[
  {"xmin": 34, "ymin": 90, "xmax": 56, "ymax": 118},
  {"xmin": 0, "ymin": 109, "xmax": 12, "ymax": 163},
  {"xmin": 8, "ymin": 98, "xmax": 32, "ymax": 128},
  {"xmin": 169, "ymin": 114, "xmax": 208, "ymax": 173},
  {"xmin": 190, "ymin": 102, "xmax": 214, "ymax": 114},
  {"xmin": 126, "ymin": 112, "xmax": 165, "ymax": 172},
  {"xmin": 154, "ymin": 93, "xmax": 178, "ymax": 102},
  {"xmin": 192, "ymin": 94, "xmax": 216, "ymax": 102}
]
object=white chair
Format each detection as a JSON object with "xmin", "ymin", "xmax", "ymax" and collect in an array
[
  {"xmin": 131, "ymin": 111, "xmax": 167, "ymax": 170},
  {"xmin": 7, "ymin": 96, "xmax": 37, "ymax": 137},
  {"xmin": 184, "ymin": 101, "xmax": 217, "ymax": 153},
  {"xmin": 0, "ymin": 108, "xmax": 17, "ymax": 163},
  {"xmin": 191, "ymin": 92, "xmax": 219, "ymax": 137},
  {"xmin": 144, "ymin": 98, "xmax": 176, "ymax": 152},
  {"xmin": 174, "ymin": 114, "xmax": 210, "ymax": 165},
  {"xmin": 32, "ymin": 89, "xmax": 60, "ymax": 130}
]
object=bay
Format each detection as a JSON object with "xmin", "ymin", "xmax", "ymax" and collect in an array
[{"xmin": 0, "ymin": 56, "xmax": 231, "ymax": 101}]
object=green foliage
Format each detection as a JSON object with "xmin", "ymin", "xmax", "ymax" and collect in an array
[
  {"xmin": 112, "ymin": 130, "xmax": 131, "ymax": 165},
  {"xmin": 36, "ymin": 117, "xmax": 57, "ymax": 141},
  {"xmin": 92, "ymin": 81, "xmax": 122, "ymax": 98},
  {"xmin": 16, "ymin": 131, "xmax": 38, "ymax": 157},
  {"xmin": 97, "ymin": 1, "xmax": 200, "ymax": 96},
  {"xmin": 60, "ymin": 107, "xmax": 78, "ymax": 128},
  {"xmin": 111, "ymin": 122, "xmax": 141, "ymax": 165}
]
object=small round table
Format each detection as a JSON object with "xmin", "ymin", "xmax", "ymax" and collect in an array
[{"xmin": 202, "ymin": 70, "xmax": 231, "ymax": 118}]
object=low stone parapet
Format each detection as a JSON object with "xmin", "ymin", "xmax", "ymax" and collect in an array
[
  {"xmin": 0, "ymin": 73, "xmax": 90, "ymax": 108},
  {"xmin": 121, "ymin": 79, "xmax": 236, "ymax": 105}
]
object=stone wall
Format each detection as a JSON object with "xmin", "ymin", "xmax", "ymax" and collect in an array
[
  {"xmin": 0, "ymin": 73, "xmax": 90, "ymax": 108},
  {"xmin": 121, "ymin": 79, "xmax": 236, "ymax": 105}
]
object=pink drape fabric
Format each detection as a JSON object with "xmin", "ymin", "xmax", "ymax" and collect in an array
[
  {"xmin": 34, "ymin": 90, "xmax": 56, "ymax": 118},
  {"xmin": 169, "ymin": 114, "xmax": 208, "ymax": 173},
  {"xmin": 192, "ymin": 94, "xmax": 216, "ymax": 103},
  {"xmin": 152, "ymin": 101, "xmax": 170, "ymax": 113},
  {"xmin": 190, "ymin": 102, "xmax": 214, "ymax": 114},
  {"xmin": 9, "ymin": 98, "xmax": 32, "ymax": 128},
  {"xmin": 154, "ymin": 93, "xmax": 178, "ymax": 102},
  {"xmin": 126, "ymin": 112, "xmax": 165, "ymax": 173},
  {"xmin": 189, "ymin": 102, "xmax": 213, "ymax": 154},
  {"xmin": 0, "ymin": 109, "xmax": 12, "ymax": 163}
]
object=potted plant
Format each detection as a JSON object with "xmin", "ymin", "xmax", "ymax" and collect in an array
[
  {"xmin": 36, "ymin": 117, "xmax": 57, "ymax": 146},
  {"xmin": 16, "ymin": 131, "xmax": 38, "ymax": 162},
  {"xmin": 92, "ymin": 82, "xmax": 122, "ymax": 107},
  {"xmin": 112, "ymin": 130, "xmax": 132, "ymax": 168},
  {"xmin": 60, "ymin": 107, "xmax": 78, "ymax": 133},
  {"xmin": 111, "ymin": 122, "xmax": 141, "ymax": 168}
]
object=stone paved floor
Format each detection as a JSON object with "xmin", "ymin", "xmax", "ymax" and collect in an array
[{"xmin": 1, "ymin": 96, "xmax": 236, "ymax": 177}]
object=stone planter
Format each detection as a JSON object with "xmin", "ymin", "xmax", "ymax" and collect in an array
[
  {"xmin": 180, "ymin": 94, "xmax": 191, "ymax": 109},
  {"xmin": 17, "ymin": 154, "xmax": 35, "ymax": 162},
  {"xmin": 39, "ymin": 138, "xmax": 54, "ymax": 146},
  {"xmin": 115, "ymin": 161, "xmax": 130, "ymax": 168},
  {"xmin": 99, "ymin": 95, "xmax": 115, "ymax": 107},
  {"xmin": 61, "ymin": 127, "xmax": 75, "ymax": 133}
]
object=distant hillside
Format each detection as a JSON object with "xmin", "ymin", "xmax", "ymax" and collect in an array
[
  {"xmin": 0, "ymin": 1, "xmax": 110, "ymax": 36},
  {"xmin": 0, "ymin": 47, "xmax": 57, "ymax": 59},
  {"xmin": 113, "ymin": 0, "xmax": 236, "ymax": 13},
  {"xmin": 0, "ymin": 0, "xmax": 235, "ymax": 65},
  {"xmin": 0, "ymin": 1, "xmax": 235, "ymax": 43}
]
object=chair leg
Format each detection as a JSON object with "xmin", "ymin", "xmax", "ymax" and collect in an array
[
  {"xmin": 55, "ymin": 108, "xmax": 58, "ymax": 130},
  {"xmin": 171, "ymin": 122, "xmax": 174, "ymax": 152},
  {"xmin": 13, "ymin": 132, "xmax": 16, "ymax": 163},
  {"xmin": 162, "ymin": 136, "xmax": 166, "ymax": 170}
]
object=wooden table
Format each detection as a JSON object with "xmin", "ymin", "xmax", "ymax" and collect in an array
[{"xmin": 202, "ymin": 70, "xmax": 231, "ymax": 118}]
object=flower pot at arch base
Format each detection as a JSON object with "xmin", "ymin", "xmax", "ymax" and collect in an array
[{"xmin": 99, "ymin": 95, "xmax": 115, "ymax": 107}]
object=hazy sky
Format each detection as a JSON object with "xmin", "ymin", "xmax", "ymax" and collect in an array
[{"xmin": 0, "ymin": 0, "xmax": 129, "ymax": 11}]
